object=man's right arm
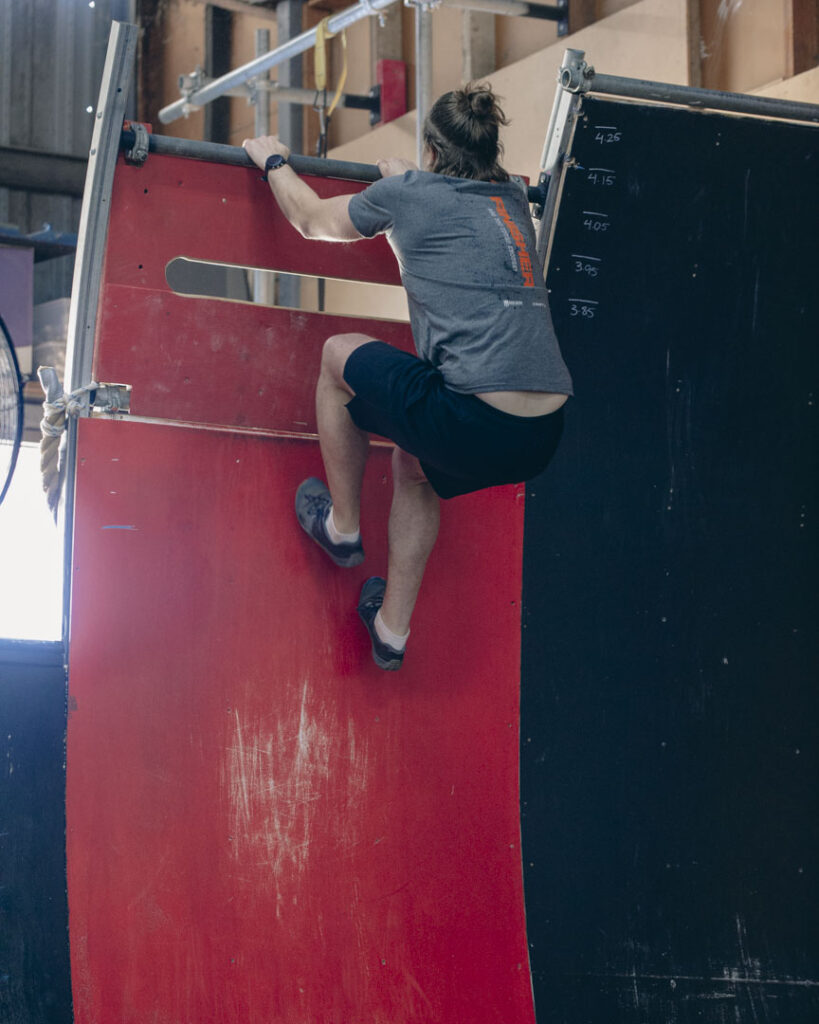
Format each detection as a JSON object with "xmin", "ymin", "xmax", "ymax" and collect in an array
[
  {"xmin": 242, "ymin": 136, "xmax": 418, "ymax": 242},
  {"xmin": 242, "ymin": 135, "xmax": 362, "ymax": 242}
]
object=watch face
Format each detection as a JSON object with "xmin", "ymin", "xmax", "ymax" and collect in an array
[{"xmin": 266, "ymin": 154, "xmax": 286, "ymax": 173}]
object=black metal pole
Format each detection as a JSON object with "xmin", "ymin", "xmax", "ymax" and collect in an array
[
  {"xmin": 340, "ymin": 91, "xmax": 380, "ymax": 114},
  {"xmin": 586, "ymin": 73, "xmax": 819, "ymax": 124},
  {"xmin": 523, "ymin": 2, "xmax": 566, "ymax": 22},
  {"xmin": 119, "ymin": 127, "xmax": 548, "ymax": 205},
  {"xmin": 120, "ymin": 128, "xmax": 381, "ymax": 182}
]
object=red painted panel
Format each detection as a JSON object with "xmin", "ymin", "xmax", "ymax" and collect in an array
[
  {"xmin": 67, "ymin": 417, "xmax": 534, "ymax": 1023},
  {"xmin": 377, "ymin": 59, "xmax": 408, "ymax": 125},
  {"xmin": 94, "ymin": 284, "xmax": 413, "ymax": 430},
  {"xmin": 101, "ymin": 154, "xmax": 401, "ymax": 293}
]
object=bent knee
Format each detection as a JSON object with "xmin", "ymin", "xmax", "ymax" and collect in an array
[
  {"xmin": 321, "ymin": 333, "xmax": 375, "ymax": 383},
  {"xmin": 392, "ymin": 446, "xmax": 429, "ymax": 486}
]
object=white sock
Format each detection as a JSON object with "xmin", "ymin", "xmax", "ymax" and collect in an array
[
  {"xmin": 325, "ymin": 506, "xmax": 360, "ymax": 545},
  {"xmin": 374, "ymin": 609, "xmax": 409, "ymax": 652}
]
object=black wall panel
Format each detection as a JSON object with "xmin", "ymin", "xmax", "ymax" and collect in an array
[{"xmin": 522, "ymin": 99, "xmax": 818, "ymax": 1022}]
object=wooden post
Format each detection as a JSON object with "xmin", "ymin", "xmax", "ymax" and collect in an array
[
  {"xmin": 567, "ymin": 0, "xmax": 598, "ymax": 36},
  {"xmin": 371, "ymin": 2, "xmax": 403, "ymax": 73},
  {"xmin": 462, "ymin": 11, "xmax": 496, "ymax": 82},
  {"xmin": 785, "ymin": 0, "xmax": 819, "ymax": 77},
  {"xmin": 686, "ymin": 0, "xmax": 703, "ymax": 87}
]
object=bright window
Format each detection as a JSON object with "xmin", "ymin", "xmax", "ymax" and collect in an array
[{"xmin": 0, "ymin": 443, "xmax": 63, "ymax": 641}]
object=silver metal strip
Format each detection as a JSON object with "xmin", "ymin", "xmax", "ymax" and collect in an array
[
  {"xmin": 414, "ymin": 3, "xmax": 433, "ymax": 167},
  {"xmin": 62, "ymin": 20, "xmax": 138, "ymax": 647},
  {"xmin": 535, "ymin": 49, "xmax": 584, "ymax": 265},
  {"xmin": 64, "ymin": 22, "xmax": 138, "ymax": 396}
]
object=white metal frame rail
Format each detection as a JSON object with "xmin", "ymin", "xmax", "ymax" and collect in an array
[{"xmin": 535, "ymin": 47, "xmax": 819, "ymax": 260}]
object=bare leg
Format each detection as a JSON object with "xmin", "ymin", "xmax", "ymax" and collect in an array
[
  {"xmin": 315, "ymin": 336, "xmax": 440, "ymax": 638},
  {"xmin": 380, "ymin": 447, "xmax": 440, "ymax": 636},
  {"xmin": 315, "ymin": 333, "xmax": 375, "ymax": 533}
]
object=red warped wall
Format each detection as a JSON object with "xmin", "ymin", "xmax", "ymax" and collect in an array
[{"xmin": 66, "ymin": 146, "xmax": 534, "ymax": 1023}]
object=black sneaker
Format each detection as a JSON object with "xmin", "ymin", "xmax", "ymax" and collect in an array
[
  {"xmin": 295, "ymin": 478, "xmax": 364, "ymax": 568},
  {"xmin": 357, "ymin": 576, "xmax": 405, "ymax": 671}
]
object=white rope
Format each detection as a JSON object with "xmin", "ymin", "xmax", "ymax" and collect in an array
[{"xmin": 37, "ymin": 367, "xmax": 98, "ymax": 521}]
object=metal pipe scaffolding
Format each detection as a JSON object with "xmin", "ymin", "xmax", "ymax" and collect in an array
[
  {"xmin": 414, "ymin": 3, "xmax": 433, "ymax": 167},
  {"xmin": 200, "ymin": 78, "xmax": 379, "ymax": 114},
  {"xmin": 587, "ymin": 71, "xmax": 819, "ymax": 123},
  {"xmin": 159, "ymin": 0, "xmax": 400, "ymax": 125},
  {"xmin": 557, "ymin": 51, "xmax": 819, "ymax": 124},
  {"xmin": 158, "ymin": 0, "xmax": 568, "ymax": 126}
]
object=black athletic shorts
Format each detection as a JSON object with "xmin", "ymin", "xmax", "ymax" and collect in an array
[{"xmin": 343, "ymin": 340, "xmax": 565, "ymax": 500}]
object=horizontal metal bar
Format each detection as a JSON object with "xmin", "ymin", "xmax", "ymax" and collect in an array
[
  {"xmin": 0, "ymin": 227, "xmax": 78, "ymax": 261},
  {"xmin": 0, "ymin": 145, "xmax": 87, "ymax": 197},
  {"xmin": 340, "ymin": 90, "xmax": 380, "ymax": 113},
  {"xmin": 523, "ymin": 2, "xmax": 567, "ymax": 21},
  {"xmin": 441, "ymin": 0, "xmax": 564, "ymax": 17},
  {"xmin": 120, "ymin": 129, "xmax": 547, "ymax": 205},
  {"xmin": 222, "ymin": 80, "xmax": 379, "ymax": 112},
  {"xmin": 263, "ymin": 84, "xmax": 378, "ymax": 113},
  {"xmin": 159, "ymin": 0, "xmax": 400, "ymax": 124},
  {"xmin": 586, "ymin": 71, "xmax": 819, "ymax": 124},
  {"xmin": 121, "ymin": 128, "xmax": 380, "ymax": 182}
]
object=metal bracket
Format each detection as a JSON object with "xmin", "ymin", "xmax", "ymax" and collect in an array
[
  {"xmin": 530, "ymin": 173, "xmax": 550, "ymax": 220},
  {"xmin": 244, "ymin": 77, "xmax": 260, "ymax": 108},
  {"xmin": 178, "ymin": 67, "xmax": 207, "ymax": 117},
  {"xmin": 559, "ymin": 50, "xmax": 595, "ymax": 93},
  {"xmin": 179, "ymin": 67, "xmax": 206, "ymax": 98},
  {"xmin": 361, "ymin": 0, "xmax": 388, "ymax": 26},
  {"xmin": 556, "ymin": 0, "xmax": 569, "ymax": 37},
  {"xmin": 124, "ymin": 122, "xmax": 150, "ymax": 166},
  {"xmin": 368, "ymin": 84, "xmax": 382, "ymax": 126},
  {"xmin": 92, "ymin": 383, "xmax": 132, "ymax": 415}
]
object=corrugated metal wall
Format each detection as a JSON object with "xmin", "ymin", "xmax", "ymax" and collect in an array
[{"xmin": 0, "ymin": 0, "xmax": 134, "ymax": 304}]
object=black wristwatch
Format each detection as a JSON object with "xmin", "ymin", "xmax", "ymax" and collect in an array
[{"xmin": 262, "ymin": 153, "xmax": 288, "ymax": 180}]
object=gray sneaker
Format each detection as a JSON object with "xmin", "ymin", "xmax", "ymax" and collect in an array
[
  {"xmin": 357, "ymin": 576, "xmax": 405, "ymax": 671},
  {"xmin": 295, "ymin": 477, "xmax": 364, "ymax": 568}
]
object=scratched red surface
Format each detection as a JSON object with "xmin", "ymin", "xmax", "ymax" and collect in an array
[{"xmin": 66, "ymin": 151, "xmax": 535, "ymax": 1022}]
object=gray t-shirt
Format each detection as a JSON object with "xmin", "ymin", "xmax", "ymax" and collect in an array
[{"xmin": 348, "ymin": 170, "xmax": 573, "ymax": 396}]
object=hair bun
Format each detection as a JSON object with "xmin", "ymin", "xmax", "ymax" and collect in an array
[{"xmin": 467, "ymin": 85, "xmax": 495, "ymax": 121}]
